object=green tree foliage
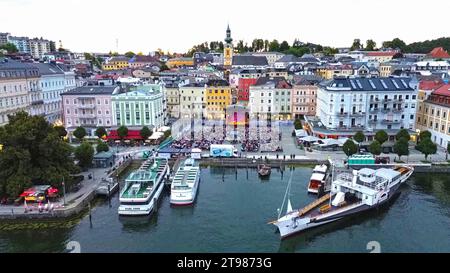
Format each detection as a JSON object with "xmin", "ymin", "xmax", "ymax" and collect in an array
[
  {"xmin": 0, "ymin": 43, "xmax": 18, "ymax": 53},
  {"xmin": 164, "ymin": 129, "xmax": 172, "ymax": 139},
  {"xmin": 269, "ymin": 40, "xmax": 280, "ymax": 52},
  {"xmin": 415, "ymin": 137, "xmax": 437, "ymax": 160},
  {"xmin": 117, "ymin": 126, "xmax": 128, "ymax": 141},
  {"xmin": 405, "ymin": 37, "xmax": 450, "ymax": 53},
  {"xmin": 375, "ymin": 130, "xmax": 388, "ymax": 145},
  {"xmin": 284, "ymin": 47, "xmax": 310, "ymax": 57},
  {"xmin": 54, "ymin": 125, "xmax": 67, "ymax": 139},
  {"xmin": 95, "ymin": 127, "xmax": 107, "ymax": 139},
  {"xmin": 382, "ymin": 38, "xmax": 407, "ymax": 51},
  {"xmin": 75, "ymin": 142, "xmax": 94, "ymax": 169},
  {"xmin": 124, "ymin": 51, "xmax": 135, "ymax": 59},
  {"xmin": 0, "ymin": 111, "xmax": 77, "ymax": 197},
  {"xmin": 369, "ymin": 141, "xmax": 382, "ymax": 155},
  {"xmin": 96, "ymin": 142, "xmax": 109, "ymax": 153},
  {"xmin": 350, "ymin": 39, "xmax": 363, "ymax": 51},
  {"xmin": 353, "ymin": 131, "xmax": 365, "ymax": 144},
  {"xmin": 365, "ymin": 39, "xmax": 377, "ymax": 51},
  {"xmin": 279, "ymin": 41, "xmax": 290, "ymax": 52},
  {"xmin": 396, "ymin": 129, "xmax": 410, "ymax": 142},
  {"xmin": 294, "ymin": 119, "xmax": 302, "ymax": 130},
  {"xmin": 393, "ymin": 139, "xmax": 409, "ymax": 160},
  {"xmin": 343, "ymin": 139, "xmax": 358, "ymax": 158},
  {"xmin": 73, "ymin": 126, "xmax": 87, "ymax": 141},
  {"xmin": 140, "ymin": 126, "xmax": 152, "ymax": 140},
  {"xmin": 419, "ymin": 130, "xmax": 432, "ymax": 142}
]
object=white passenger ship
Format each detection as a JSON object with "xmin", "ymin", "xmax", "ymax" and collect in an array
[
  {"xmin": 271, "ymin": 166, "xmax": 414, "ymax": 239},
  {"xmin": 170, "ymin": 158, "xmax": 200, "ymax": 206},
  {"xmin": 118, "ymin": 157, "xmax": 169, "ymax": 216}
]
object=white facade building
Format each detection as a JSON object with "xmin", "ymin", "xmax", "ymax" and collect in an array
[{"xmin": 317, "ymin": 77, "xmax": 418, "ymax": 131}]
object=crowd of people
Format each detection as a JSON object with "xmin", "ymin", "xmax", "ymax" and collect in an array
[{"xmin": 169, "ymin": 124, "xmax": 283, "ymax": 153}]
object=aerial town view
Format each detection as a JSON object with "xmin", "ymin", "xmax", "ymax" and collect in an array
[{"xmin": 0, "ymin": 0, "xmax": 449, "ymax": 259}]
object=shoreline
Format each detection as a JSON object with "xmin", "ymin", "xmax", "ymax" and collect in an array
[{"xmin": 1, "ymin": 157, "xmax": 450, "ymax": 222}]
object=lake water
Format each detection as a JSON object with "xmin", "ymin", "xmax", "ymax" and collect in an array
[{"xmin": 0, "ymin": 166, "xmax": 449, "ymax": 253}]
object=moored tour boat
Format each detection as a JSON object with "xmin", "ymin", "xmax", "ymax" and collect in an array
[
  {"xmin": 307, "ymin": 164, "xmax": 328, "ymax": 194},
  {"xmin": 118, "ymin": 157, "xmax": 169, "ymax": 216},
  {"xmin": 258, "ymin": 164, "xmax": 271, "ymax": 177},
  {"xmin": 271, "ymin": 165, "xmax": 414, "ymax": 239},
  {"xmin": 170, "ymin": 158, "xmax": 201, "ymax": 206}
]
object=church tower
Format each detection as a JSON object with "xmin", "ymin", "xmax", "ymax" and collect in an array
[{"xmin": 224, "ymin": 24, "xmax": 233, "ymax": 67}]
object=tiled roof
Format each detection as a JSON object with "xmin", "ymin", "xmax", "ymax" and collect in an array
[
  {"xmin": 419, "ymin": 80, "xmax": 444, "ymax": 90},
  {"xmin": 366, "ymin": 51, "xmax": 397, "ymax": 57},
  {"xmin": 322, "ymin": 77, "xmax": 414, "ymax": 91},
  {"xmin": 427, "ymin": 47, "xmax": 450, "ymax": 59},
  {"xmin": 431, "ymin": 84, "xmax": 450, "ymax": 96},
  {"xmin": 61, "ymin": 86, "xmax": 118, "ymax": 95},
  {"xmin": 232, "ymin": 55, "xmax": 268, "ymax": 66}
]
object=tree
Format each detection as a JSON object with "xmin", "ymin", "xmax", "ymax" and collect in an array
[
  {"xmin": 159, "ymin": 63, "xmax": 169, "ymax": 71},
  {"xmin": 375, "ymin": 130, "xmax": 388, "ymax": 145},
  {"xmin": 74, "ymin": 142, "xmax": 94, "ymax": 169},
  {"xmin": 269, "ymin": 40, "xmax": 280, "ymax": 52},
  {"xmin": 343, "ymin": 139, "xmax": 358, "ymax": 158},
  {"xmin": 279, "ymin": 41, "xmax": 290, "ymax": 52},
  {"xmin": 419, "ymin": 130, "xmax": 432, "ymax": 142},
  {"xmin": 54, "ymin": 125, "xmax": 67, "ymax": 139},
  {"xmin": 163, "ymin": 129, "xmax": 171, "ymax": 139},
  {"xmin": 140, "ymin": 126, "xmax": 152, "ymax": 140},
  {"xmin": 382, "ymin": 38, "xmax": 407, "ymax": 51},
  {"xmin": 396, "ymin": 129, "xmax": 410, "ymax": 142},
  {"xmin": 236, "ymin": 40, "xmax": 245, "ymax": 53},
  {"xmin": 73, "ymin": 126, "xmax": 87, "ymax": 141},
  {"xmin": 393, "ymin": 139, "xmax": 409, "ymax": 161},
  {"xmin": 117, "ymin": 126, "xmax": 128, "ymax": 141},
  {"xmin": 294, "ymin": 119, "xmax": 303, "ymax": 130},
  {"xmin": 369, "ymin": 141, "xmax": 382, "ymax": 155},
  {"xmin": 365, "ymin": 39, "xmax": 377, "ymax": 51},
  {"xmin": 95, "ymin": 127, "xmax": 107, "ymax": 139},
  {"xmin": 96, "ymin": 142, "xmax": 109, "ymax": 153},
  {"xmin": 0, "ymin": 43, "xmax": 18, "ymax": 53},
  {"xmin": 353, "ymin": 131, "xmax": 365, "ymax": 144},
  {"xmin": 415, "ymin": 137, "xmax": 437, "ymax": 160},
  {"xmin": 124, "ymin": 51, "xmax": 135, "ymax": 59},
  {"xmin": 350, "ymin": 39, "xmax": 363, "ymax": 51},
  {"xmin": 0, "ymin": 111, "xmax": 77, "ymax": 197}
]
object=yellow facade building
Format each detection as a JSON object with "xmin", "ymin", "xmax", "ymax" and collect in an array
[
  {"xmin": 166, "ymin": 57, "xmax": 194, "ymax": 68},
  {"xmin": 205, "ymin": 80, "xmax": 232, "ymax": 119},
  {"xmin": 102, "ymin": 56, "xmax": 129, "ymax": 70}
]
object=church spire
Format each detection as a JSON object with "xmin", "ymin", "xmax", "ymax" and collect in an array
[{"xmin": 225, "ymin": 24, "xmax": 232, "ymax": 44}]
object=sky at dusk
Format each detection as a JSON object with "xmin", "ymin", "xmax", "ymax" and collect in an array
[{"xmin": 1, "ymin": 0, "xmax": 449, "ymax": 54}]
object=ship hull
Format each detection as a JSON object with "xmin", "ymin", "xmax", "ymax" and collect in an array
[
  {"xmin": 275, "ymin": 173, "xmax": 408, "ymax": 239},
  {"xmin": 170, "ymin": 180, "xmax": 199, "ymax": 206},
  {"xmin": 118, "ymin": 181, "xmax": 165, "ymax": 216}
]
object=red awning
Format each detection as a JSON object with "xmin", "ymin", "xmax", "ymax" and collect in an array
[{"xmin": 106, "ymin": 130, "xmax": 143, "ymax": 140}]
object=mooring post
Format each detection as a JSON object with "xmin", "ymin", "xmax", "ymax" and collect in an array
[{"xmin": 88, "ymin": 202, "xmax": 92, "ymax": 227}]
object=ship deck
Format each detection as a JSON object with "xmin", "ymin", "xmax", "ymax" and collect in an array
[{"xmin": 121, "ymin": 159, "xmax": 168, "ymax": 199}]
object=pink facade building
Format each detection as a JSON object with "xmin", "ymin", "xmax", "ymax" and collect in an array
[
  {"xmin": 291, "ymin": 78, "xmax": 319, "ymax": 119},
  {"xmin": 61, "ymin": 86, "xmax": 119, "ymax": 136}
]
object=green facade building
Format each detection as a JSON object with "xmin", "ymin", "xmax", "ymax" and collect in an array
[{"xmin": 112, "ymin": 84, "xmax": 165, "ymax": 128}]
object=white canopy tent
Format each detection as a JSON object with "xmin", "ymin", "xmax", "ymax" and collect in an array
[
  {"xmin": 149, "ymin": 132, "xmax": 164, "ymax": 140},
  {"xmin": 299, "ymin": 135, "xmax": 320, "ymax": 142},
  {"xmin": 318, "ymin": 138, "xmax": 341, "ymax": 147}
]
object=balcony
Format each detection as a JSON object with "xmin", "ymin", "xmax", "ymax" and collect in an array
[
  {"xmin": 380, "ymin": 119, "xmax": 401, "ymax": 124},
  {"xmin": 31, "ymin": 100, "xmax": 44, "ymax": 105},
  {"xmin": 369, "ymin": 108, "xmax": 380, "ymax": 113},
  {"xmin": 392, "ymin": 108, "xmax": 403, "ymax": 113},
  {"xmin": 78, "ymin": 104, "xmax": 96, "ymax": 109},
  {"xmin": 336, "ymin": 112, "xmax": 348, "ymax": 117},
  {"xmin": 337, "ymin": 125, "xmax": 365, "ymax": 131},
  {"xmin": 78, "ymin": 113, "xmax": 96, "ymax": 119},
  {"xmin": 350, "ymin": 112, "xmax": 366, "ymax": 117},
  {"xmin": 381, "ymin": 108, "xmax": 391, "ymax": 113},
  {"xmin": 369, "ymin": 98, "xmax": 380, "ymax": 103},
  {"xmin": 368, "ymin": 119, "xmax": 378, "ymax": 124},
  {"xmin": 382, "ymin": 98, "xmax": 392, "ymax": 103}
]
